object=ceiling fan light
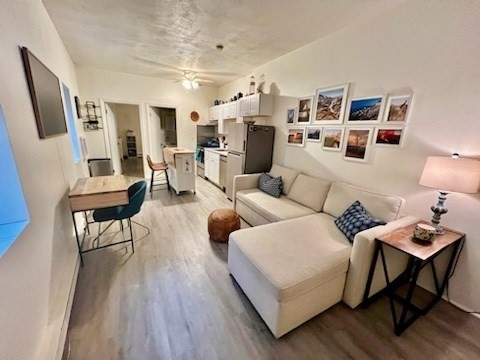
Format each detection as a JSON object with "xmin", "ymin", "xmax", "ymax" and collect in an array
[
  {"xmin": 182, "ymin": 79, "xmax": 192, "ymax": 89},
  {"xmin": 191, "ymin": 80, "xmax": 199, "ymax": 89}
]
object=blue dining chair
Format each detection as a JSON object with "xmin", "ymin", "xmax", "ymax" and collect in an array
[{"xmin": 92, "ymin": 180, "xmax": 148, "ymax": 253}]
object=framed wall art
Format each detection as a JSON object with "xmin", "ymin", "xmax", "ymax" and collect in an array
[
  {"xmin": 287, "ymin": 127, "xmax": 306, "ymax": 147},
  {"xmin": 286, "ymin": 107, "xmax": 296, "ymax": 125},
  {"xmin": 343, "ymin": 128, "xmax": 373, "ymax": 162},
  {"xmin": 321, "ymin": 127, "xmax": 344, "ymax": 152},
  {"xmin": 383, "ymin": 94, "xmax": 413, "ymax": 124},
  {"xmin": 347, "ymin": 96, "xmax": 385, "ymax": 124},
  {"xmin": 296, "ymin": 96, "xmax": 314, "ymax": 124},
  {"xmin": 306, "ymin": 126, "xmax": 322, "ymax": 142},
  {"xmin": 313, "ymin": 84, "xmax": 349, "ymax": 125},
  {"xmin": 374, "ymin": 127, "xmax": 404, "ymax": 147},
  {"xmin": 21, "ymin": 47, "xmax": 68, "ymax": 139}
]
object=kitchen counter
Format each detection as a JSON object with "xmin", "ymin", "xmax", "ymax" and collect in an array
[
  {"xmin": 205, "ymin": 148, "xmax": 228, "ymax": 157},
  {"xmin": 164, "ymin": 147, "xmax": 195, "ymax": 168},
  {"xmin": 204, "ymin": 148, "xmax": 229, "ymax": 190},
  {"xmin": 163, "ymin": 147, "xmax": 196, "ymax": 195}
]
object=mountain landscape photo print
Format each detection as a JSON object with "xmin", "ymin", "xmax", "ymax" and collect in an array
[
  {"xmin": 348, "ymin": 96, "xmax": 384, "ymax": 123},
  {"xmin": 384, "ymin": 94, "xmax": 412, "ymax": 123},
  {"xmin": 314, "ymin": 84, "xmax": 349, "ymax": 124},
  {"xmin": 322, "ymin": 127, "xmax": 344, "ymax": 151}
]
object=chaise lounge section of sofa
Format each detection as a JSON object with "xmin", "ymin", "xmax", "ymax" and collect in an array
[{"xmin": 228, "ymin": 164, "xmax": 417, "ymax": 338}]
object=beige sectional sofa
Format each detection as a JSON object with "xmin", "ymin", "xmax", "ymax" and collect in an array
[{"xmin": 228, "ymin": 164, "xmax": 417, "ymax": 338}]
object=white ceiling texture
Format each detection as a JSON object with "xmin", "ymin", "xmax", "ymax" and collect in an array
[{"xmin": 43, "ymin": 0, "xmax": 403, "ymax": 85}]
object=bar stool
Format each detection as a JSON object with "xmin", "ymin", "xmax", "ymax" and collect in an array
[{"xmin": 146, "ymin": 155, "xmax": 171, "ymax": 197}]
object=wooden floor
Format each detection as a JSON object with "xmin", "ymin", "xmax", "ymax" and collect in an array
[
  {"xmin": 66, "ymin": 177, "xmax": 480, "ymax": 360},
  {"xmin": 121, "ymin": 157, "xmax": 144, "ymax": 178}
]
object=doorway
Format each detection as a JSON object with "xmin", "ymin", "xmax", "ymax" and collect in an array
[
  {"xmin": 146, "ymin": 105, "xmax": 177, "ymax": 163},
  {"xmin": 104, "ymin": 102, "xmax": 144, "ymax": 178}
]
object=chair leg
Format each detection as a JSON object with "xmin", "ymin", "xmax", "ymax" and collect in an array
[
  {"xmin": 83, "ymin": 211, "xmax": 90, "ymax": 235},
  {"xmin": 129, "ymin": 218, "xmax": 135, "ymax": 253},
  {"xmin": 131, "ymin": 219, "xmax": 151, "ymax": 236},
  {"xmin": 120, "ymin": 219, "xmax": 128, "ymax": 253},
  {"xmin": 95, "ymin": 222, "xmax": 101, "ymax": 248},
  {"xmin": 150, "ymin": 170, "xmax": 155, "ymax": 198},
  {"xmin": 164, "ymin": 168, "xmax": 172, "ymax": 195}
]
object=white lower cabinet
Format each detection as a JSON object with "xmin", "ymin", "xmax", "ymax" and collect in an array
[{"xmin": 204, "ymin": 150, "xmax": 220, "ymax": 186}]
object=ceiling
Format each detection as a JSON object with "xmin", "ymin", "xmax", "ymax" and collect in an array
[{"xmin": 43, "ymin": 0, "xmax": 403, "ymax": 85}]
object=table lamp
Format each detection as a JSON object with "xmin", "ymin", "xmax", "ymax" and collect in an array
[{"xmin": 419, "ymin": 154, "xmax": 480, "ymax": 233}]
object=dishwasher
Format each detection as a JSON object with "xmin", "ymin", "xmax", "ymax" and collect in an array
[{"xmin": 219, "ymin": 154, "xmax": 227, "ymax": 191}]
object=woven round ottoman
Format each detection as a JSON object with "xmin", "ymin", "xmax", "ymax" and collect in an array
[{"xmin": 208, "ymin": 208, "xmax": 241, "ymax": 243}]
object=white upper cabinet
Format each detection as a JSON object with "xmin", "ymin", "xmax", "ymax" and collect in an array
[
  {"xmin": 208, "ymin": 106, "xmax": 221, "ymax": 121},
  {"xmin": 222, "ymin": 102, "xmax": 237, "ymax": 119},
  {"xmin": 211, "ymin": 102, "xmax": 238, "ymax": 134},
  {"xmin": 238, "ymin": 94, "xmax": 273, "ymax": 117}
]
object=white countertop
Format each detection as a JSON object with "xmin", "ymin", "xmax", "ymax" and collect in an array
[{"xmin": 204, "ymin": 148, "xmax": 228, "ymax": 156}]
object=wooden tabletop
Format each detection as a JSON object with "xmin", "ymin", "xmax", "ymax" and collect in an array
[
  {"xmin": 376, "ymin": 222, "xmax": 464, "ymax": 261},
  {"xmin": 163, "ymin": 147, "xmax": 194, "ymax": 155},
  {"xmin": 69, "ymin": 175, "xmax": 128, "ymax": 197},
  {"xmin": 68, "ymin": 175, "xmax": 129, "ymax": 212}
]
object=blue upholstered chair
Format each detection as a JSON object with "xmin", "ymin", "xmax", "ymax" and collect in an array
[{"xmin": 92, "ymin": 180, "xmax": 147, "ymax": 253}]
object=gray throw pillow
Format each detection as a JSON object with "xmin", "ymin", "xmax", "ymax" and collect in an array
[{"xmin": 258, "ymin": 172, "xmax": 282, "ymax": 198}]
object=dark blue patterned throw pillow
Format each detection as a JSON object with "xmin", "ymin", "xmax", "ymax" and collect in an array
[
  {"xmin": 258, "ymin": 172, "xmax": 283, "ymax": 198},
  {"xmin": 335, "ymin": 201, "xmax": 386, "ymax": 243}
]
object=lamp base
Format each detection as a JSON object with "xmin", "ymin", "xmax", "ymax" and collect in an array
[
  {"xmin": 430, "ymin": 191, "xmax": 449, "ymax": 234},
  {"xmin": 433, "ymin": 227, "xmax": 445, "ymax": 235}
]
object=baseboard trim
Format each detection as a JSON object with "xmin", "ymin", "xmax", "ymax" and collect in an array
[
  {"xmin": 55, "ymin": 256, "xmax": 80, "ymax": 360},
  {"xmin": 443, "ymin": 296, "xmax": 480, "ymax": 319}
]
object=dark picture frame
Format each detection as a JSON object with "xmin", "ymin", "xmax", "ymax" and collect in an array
[{"xmin": 21, "ymin": 47, "xmax": 67, "ymax": 139}]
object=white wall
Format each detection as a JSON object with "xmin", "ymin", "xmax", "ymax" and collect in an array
[
  {"xmin": 76, "ymin": 66, "xmax": 218, "ymax": 177},
  {"xmin": 0, "ymin": 1, "xmax": 86, "ymax": 359},
  {"xmin": 220, "ymin": 0, "xmax": 480, "ymax": 313}
]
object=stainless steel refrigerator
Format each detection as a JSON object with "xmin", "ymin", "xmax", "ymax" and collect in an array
[{"xmin": 226, "ymin": 123, "xmax": 275, "ymax": 200}]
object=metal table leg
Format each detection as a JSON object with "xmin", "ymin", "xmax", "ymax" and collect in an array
[{"xmin": 71, "ymin": 212, "xmax": 84, "ymax": 266}]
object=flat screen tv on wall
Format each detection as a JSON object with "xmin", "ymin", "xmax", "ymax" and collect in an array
[{"xmin": 21, "ymin": 46, "xmax": 67, "ymax": 139}]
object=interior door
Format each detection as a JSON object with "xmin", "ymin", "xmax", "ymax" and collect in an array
[
  {"xmin": 148, "ymin": 106, "xmax": 165, "ymax": 161},
  {"xmin": 104, "ymin": 103, "xmax": 122, "ymax": 174}
]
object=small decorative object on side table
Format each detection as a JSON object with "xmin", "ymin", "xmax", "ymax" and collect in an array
[{"xmin": 362, "ymin": 222, "xmax": 464, "ymax": 335}]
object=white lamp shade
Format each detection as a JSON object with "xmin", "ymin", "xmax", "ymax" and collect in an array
[{"xmin": 419, "ymin": 156, "xmax": 480, "ymax": 193}]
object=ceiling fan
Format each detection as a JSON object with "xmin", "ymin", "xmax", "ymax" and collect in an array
[
  {"xmin": 131, "ymin": 56, "xmax": 236, "ymax": 86},
  {"xmin": 177, "ymin": 70, "xmax": 210, "ymax": 89}
]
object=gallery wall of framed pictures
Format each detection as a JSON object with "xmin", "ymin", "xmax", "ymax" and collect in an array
[{"xmin": 285, "ymin": 84, "xmax": 413, "ymax": 163}]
